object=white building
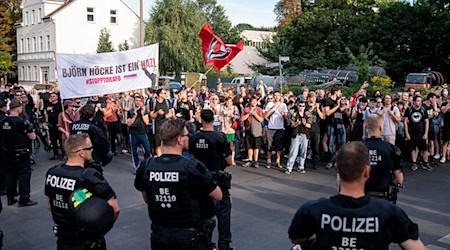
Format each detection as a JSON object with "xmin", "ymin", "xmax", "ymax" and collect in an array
[
  {"xmin": 228, "ymin": 30, "xmax": 276, "ymax": 75},
  {"xmin": 16, "ymin": 0, "xmax": 141, "ymax": 86}
]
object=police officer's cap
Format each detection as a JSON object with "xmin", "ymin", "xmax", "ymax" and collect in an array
[
  {"xmin": 9, "ymin": 98, "xmax": 21, "ymax": 110},
  {"xmin": 69, "ymin": 189, "xmax": 115, "ymax": 240}
]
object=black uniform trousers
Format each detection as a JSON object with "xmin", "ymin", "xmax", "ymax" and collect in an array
[
  {"xmin": 57, "ymin": 236, "xmax": 106, "ymax": 250},
  {"xmin": 5, "ymin": 150, "xmax": 32, "ymax": 203},
  {"xmin": 151, "ymin": 224, "xmax": 206, "ymax": 250},
  {"xmin": 49, "ymin": 125, "xmax": 61, "ymax": 157},
  {"xmin": 217, "ymin": 184, "xmax": 232, "ymax": 249},
  {"xmin": 309, "ymin": 131, "xmax": 320, "ymax": 166},
  {"xmin": 107, "ymin": 121, "xmax": 119, "ymax": 154}
]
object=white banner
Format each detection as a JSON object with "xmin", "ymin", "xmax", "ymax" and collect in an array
[{"xmin": 56, "ymin": 44, "xmax": 159, "ymax": 99}]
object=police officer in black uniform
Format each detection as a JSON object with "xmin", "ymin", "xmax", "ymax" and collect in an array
[
  {"xmin": 189, "ymin": 110, "xmax": 235, "ymax": 250},
  {"xmin": 45, "ymin": 134, "xmax": 120, "ymax": 250},
  {"xmin": 135, "ymin": 119, "xmax": 222, "ymax": 249},
  {"xmin": 0, "ymin": 100, "xmax": 6, "ymax": 250},
  {"xmin": 69, "ymin": 105, "xmax": 112, "ymax": 170},
  {"xmin": 288, "ymin": 142, "xmax": 426, "ymax": 250},
  {"xmin": 0, "ymin": 99, "xmax": 37, "ymax": 207},
  {"xmin": 363, "ymin": 114, "xmax": 403, "ymax": 201}
]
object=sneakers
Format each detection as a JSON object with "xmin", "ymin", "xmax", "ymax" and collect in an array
[
  {"xmin": 18, "ymin": 200, "xmax": 38, "ymax": 207},
  {"xmin": 421, "ymin": 163, "xmax": 434, "ymax": 171},
  {"xmin": 296, "ymin": 168, "xmax": 306, "ymax": 174},
  {"xmin": 7, "ymin": 198, "xmax": 18, "ymax": 206},
  {"xmin": 440, "ymin": 157, "xmax": 446, "ymax": 164},
  {"xmin": 325, "ymin": 163, "xmax": 333, "ymax": 169},
  {"xmin": 285, "ymin": 169, "xmax": 292, "ymax": 175},
  {"xmin": 433, "ymin": 154, "xmax": 441, "ymax": 160},
  {"xmin": 242, "ymin": 162, "xmax": 253, "ymax": 168},
  {"xmin": 411, "ymin": 162, "xmax": 418, "ymax": 171},
  {"xmin": 253, "ymin": 162, "xmax": 260, "ymax": 168}
]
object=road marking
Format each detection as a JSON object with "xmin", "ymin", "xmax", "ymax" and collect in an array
[
  {"xmin": 438, "ymin": 234, "xmax": 450, "ymax": 245},
  {"xmin": 425, "ymin": 244, "xmax": 447, "ymax": 250}
]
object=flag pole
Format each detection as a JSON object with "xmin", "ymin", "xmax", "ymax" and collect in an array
[{"xmin": 189, "ymin": 67, "xmax": 214, "ymax": 88}]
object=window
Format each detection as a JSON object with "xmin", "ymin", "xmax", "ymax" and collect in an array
[
  {"xmin": 47, "ymin": 35, "xmax": 50, "ymax": 50},
  {"xmin": 87, "ymin": 7, "xmax": 95, "ymax": 22},
  {"xmin": 34, "ymin": 66, "xmax": 38, "ymax": 80},
  {"xmin": 25, "ymin": 11, "xmax": 29, "ymax": 25},
  {"xmin": 28, "ymin": 66, "xmax": 31, "ymax": 81},
  {"xmin": 20, "ymin": 39, "xmax": 24, "ymax": 53},
  {"xmin": 20, "ymin": 67, "xmax": 24, "ymax": 81},
  {"xmin": 27, "ymin": 38, "xmax": 30, "ymax": 53},
  {"xmin": 110, "ymin": 10, "xmax": 117, "ymax": 24},
  {"xmin": 32, "ymin": 10, "xmax": 35, "ymax": 25},
  {"xmin": 39, "ymin": 36, "xmax": 43, "ymax": 51},
  {"xmin": 32, "ymin": 37, "xmax": 36, "ymax": 52},
  {"xmin": 38, "ymin": 8, "xmax": 42, "ymax": 23}
]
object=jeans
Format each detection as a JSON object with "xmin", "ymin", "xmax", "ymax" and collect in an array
[
  {"xmin": 327, "ymin": 125, "xmax": 346, "ymax": 163},
  {"xmin": 130, "ymin": 133, "xmax": 151, "ymax": 169},
  {"xmin": 286, "ymin": 134, "xmax": 309, "ymax": 171}
]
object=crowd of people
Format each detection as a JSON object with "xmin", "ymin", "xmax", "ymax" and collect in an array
[
  {"xmin": 0, "ymin": 79, "xmax": 440, "ymax": 249},
  {"xmin": 1, "ymin": 80, "xmax": 450, "ymax": 173}
]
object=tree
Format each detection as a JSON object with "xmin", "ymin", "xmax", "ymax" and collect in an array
[
  {"xmin": 346, "ymin": 43, "xmax": 385, "ymax": 85},
  {"xmin": 0, "ymin": 0, "xmax": 22, "ymax": 83},
  {"xmin": 274, "ymin": 0, "xmax": 302, "ymax": 29},
  {"xmin": 146, "ymin": 0, "xmax": 205, "ymax": 77},
  {"xmin": 118, "ymin": 40, "xmax": 129, "ymax": 51},
  {"xmin": 96, "ymin": 28, "xmax": 115, "ymax": 53},
  {"xmin": 197, "ymin": 0, "xmax": 241, "ymax": 44}
]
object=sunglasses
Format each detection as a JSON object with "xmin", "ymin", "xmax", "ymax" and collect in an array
[{"xmin": 74, "ymin": 146, "xmax": 93, "ymax": 153}]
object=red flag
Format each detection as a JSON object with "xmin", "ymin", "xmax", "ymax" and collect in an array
[{"xmin": 198, "ymin": 24, "xmax": 244, "ymax": 71}]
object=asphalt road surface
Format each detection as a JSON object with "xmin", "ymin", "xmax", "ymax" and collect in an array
[{"xmin": 1, "ymin": 149, "xmax": 449, "ymax": 250}]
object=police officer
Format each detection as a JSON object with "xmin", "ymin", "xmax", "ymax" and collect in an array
[
  {"xmin": 0, "ymin": 99, "xmax": 37, "ymax": 207},
  {"xmin": 45, "ymin": 134, "xmax": 120, "ymax": 249},
  {"xmin": 189, "ymin": 110, "xmax": 235, "ymax": 250},
  {"xmin": 69, "ymin": 105, "xmax": 112, "ymax": 170},
  {"xmin": 363, "ymin": 114, "xmax": 403, "ymax": 201},
  {"xmin": 288, "ymin": 142, "xmax": 426, "ymax": 250},
  {"xmin": 135, "ymin": 119, "xmax": 222, "ymax": 249},
  {"xmin": 0, "ymin": 99, "xmax": 7, "ymax": 195}
]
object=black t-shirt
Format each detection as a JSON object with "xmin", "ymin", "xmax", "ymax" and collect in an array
[
  {"xmin": 323, "ymin": 97, "xmax": 341, "ymax": 125},
  {"xmin": 39, "ymin": 92, "xmax": 50, "ymax": 110},
  {"xmin": 177, "ymin": 100, "xmax": 194, "ymax": 121},
  {"xmin": 443, "ymin": 103, "xmax": 450, "ymax": 127},
  {"xmin": 69, "ymin": 119, "xmax": 110, "ymax": 162},
  {"xmin": 127, "ymin": 108, "xmax": 148, "ymax": 135},
  {"xmin": 364, "ymin": 138, "xmax": 402, "ymax": 192},
  {"xmin": 45, "ymin": 101, "xmax": 62, "ymax": 125},
  {"xmin": 404, "ymin": 106, "xmax": 427, "ymax": 134},
  {"xmin": 189, "ymin": 131, "xmax": 232, "ymax": 171},
  {"xmin": 288, "ymin": 194, "xmax": 419, "ymax": 250},
  {"xmin": 45, "ymin": 165, "xmax": 115, "ymax": 235},
  {"xmin": 151, "ymin": 99, "xmax": 171, "ymax": 129},
  {"xmin": 306, "ymin": 104, "xmax": 320, "ymax": 133}
]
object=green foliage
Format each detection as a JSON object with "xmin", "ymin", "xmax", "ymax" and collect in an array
[
  {"xmin": 368, "ymin": 76, "xmax": 392, "ymax": 95},
  {"xmin": 346, "ymin": 43, "xmax": 385, "ymax": 85},
  {"xmin": 146, "ymin": 0, "xmax": 205, "ymax": 77},
  {"xmin": 0, "ymin": 0, "xmax": 21, "ymax": 81},
  {"xmin": 96, "ymin": 28, "xmax": 115, "ymax": 53},
  {"xmin": 145, "ymin": 0, "xmax": 241, "ymax": 76},
  {"xmin": 118, "ymin": 40, "xmax": 129, "ymax": 51}
]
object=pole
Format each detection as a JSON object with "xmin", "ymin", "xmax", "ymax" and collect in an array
[
  {"xmin": 140, "ymin": 0, "xmax": 144, "ymax": 47},
  {"xmin": 279, "ymin": 56, "xmax": 283, "ymax": 93},
  {"xmin": 189, "ymin": 67, "xmax": 214, "ymax": 88}
]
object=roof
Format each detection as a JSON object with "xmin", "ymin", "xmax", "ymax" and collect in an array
[{"xmin": 241, "ymin": 30, "xmax": 276, "ymax": 43}]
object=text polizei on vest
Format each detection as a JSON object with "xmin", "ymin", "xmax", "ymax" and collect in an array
[{"xmin": 149, "ymin": 171, "xmax": 179, "ymax": 182}]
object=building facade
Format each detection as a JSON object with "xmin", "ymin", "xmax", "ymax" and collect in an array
[
  {"xmin": 16, "ymin": 0, "xmax": 141, "ymax": 86},
  {"xmin": 228, "ymin": 30, "xmax": 275, "ymax": 75}
]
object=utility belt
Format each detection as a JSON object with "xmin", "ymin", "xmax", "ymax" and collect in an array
[
  {"xmin": 210, "ymin": 170, "xmax": 232, "ymax": 190},
  {"xmin": 366, "ymin": 191, "xmax": 388, "ymax": 198}
]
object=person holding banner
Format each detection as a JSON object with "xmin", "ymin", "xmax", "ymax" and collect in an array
[{"xmin": 127, "ymin": 93, "xmax": 151, "ymax": 172}]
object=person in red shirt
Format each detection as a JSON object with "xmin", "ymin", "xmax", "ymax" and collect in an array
[
  {"xmin": 105, "ymin": 95, "xmax": 120, "ymax": 155},
  {"xmin": 58, "ymin": 100, "xmax": 80, "ymax": 157}
]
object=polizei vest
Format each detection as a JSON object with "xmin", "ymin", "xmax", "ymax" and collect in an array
[{"xmin": 141, "ymin": 157, "xmax": 201, "ymax": 228}]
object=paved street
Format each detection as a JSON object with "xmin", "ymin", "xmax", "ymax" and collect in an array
[{"xmin": 1, "ymin": 149, "xmax": 450, "ymax": 250}]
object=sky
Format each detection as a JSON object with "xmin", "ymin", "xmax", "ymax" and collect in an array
[{"xmin": 122, "ymin": 0, "xmax": 278, "ymax": 28}]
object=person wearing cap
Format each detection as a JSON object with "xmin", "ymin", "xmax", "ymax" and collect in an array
[
  {"xmin": 350, "ymin": 96, "xmax": 368, "ymax": 141},
  {"xmin": 45, "ymin": 133, "xmax": 119, "ymax": 249},
  {"xmin": 58, "ymin": 100, "xmax": 80, "ymax": 157},
  {"xmin": 0, "ymin": 98, "xmax": 37, "ymax": 207}
]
